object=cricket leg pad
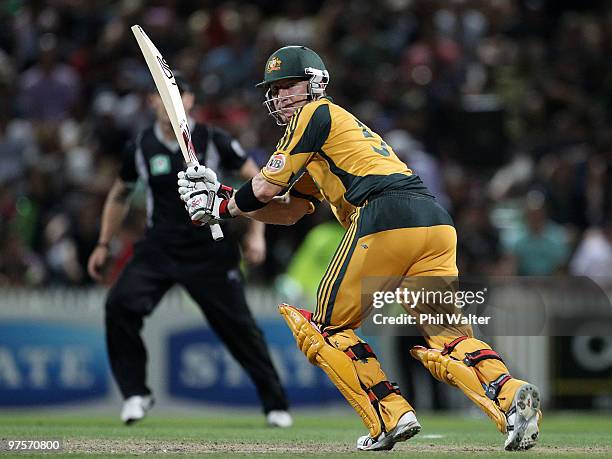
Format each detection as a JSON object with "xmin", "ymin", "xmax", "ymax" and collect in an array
[
  {"xmin": 410, "ymin": 344, "xmax": 507, "ymax": 433},
  {"xmin": 279, "ymin": 303, "xmax": 384, "ymax": 438},
  {"xmin": 325, "ymin": 328, "xmax": 414, "ymax": 434}
]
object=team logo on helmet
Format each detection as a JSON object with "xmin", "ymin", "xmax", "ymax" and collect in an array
[{"xmin": 266, "ymin": 56, "xmax": 282, "ymax": 73}]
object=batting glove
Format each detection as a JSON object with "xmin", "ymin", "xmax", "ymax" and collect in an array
[
  {"xmin": 185, "ymin": 164, "xmax": 218, "ymax": 184},
  {"xmin": 178, "ymin": 171, "xmax": 234, "ymax": 225},
  {"xmin": 177, "ymin": 164, "xmax": 217, "ymax": 196}
]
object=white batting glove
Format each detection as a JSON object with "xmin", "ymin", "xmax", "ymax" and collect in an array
[
  {"xmin": 184, "ymin": 184, "xmax": 215, "ymax": 225},
  {"xmin": 185, "ymin": 182, "xmax": 235, "ymax": 223},
  {"xmin": 177, "ymin": 169, "xmax": 234, "ymax": 225},
  {"xmin": 178, "ymin": 170, "xmax": 200, "ymax": 201},
  {"xmin": 185, "ymin": 164, "xmax": 218, "ymax": 184},
  {"xmin": 178, "ymin": 165, "xmax": 219, "ymax": 203}
]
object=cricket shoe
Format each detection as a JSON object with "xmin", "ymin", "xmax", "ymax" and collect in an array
[
  {"xmin": 266, "ymin": 410, "xmax": 293, "ymax": 428},
  {"xmin": 504, "ymin": 384, "xmax": 540, "ymax": 451},
  {"xmin": 120, "ymin": 395, "xmax": 154, "ymax": 425},
  {"xmin": 356, "ymin": 411, "xmax": 421, "ymax": 451}
]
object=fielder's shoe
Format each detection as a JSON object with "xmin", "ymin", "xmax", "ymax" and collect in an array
[
  {"xmin": 356, "ymin": 411, "xmax": 421, "ymax": 451},
  {"xmin": 120, "ymin": 395, "xmax": 154, "ymax": 425},
  {"xmin": 504, "ymin": 384, "xmax": 540, "ymax": 451},
  {"xmin": 266, "ymin": 410, "xmax": 293, "ymax": 428}
]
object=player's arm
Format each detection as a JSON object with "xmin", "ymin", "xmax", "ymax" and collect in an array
[
  {"xmin": 180, "ymin": 168, "xmax": 312, "ymax": 226},
  {"xmin": 226, "ymin": 173, "xmax": 280, "ymax": 215},
  {"xmin": 234, "ymin": 171, "xmax": 318, "ymax": 225},
  {"xmin": 224, "ymin": 173, "xmax": 307, "ymax": 224},
  {"xmin": 87, "ymin": 178, "xmax": 134, "ymax": 281},
  {"xmin": 245, "ymin": 195, "xmax": 313, "ymax": 226}
]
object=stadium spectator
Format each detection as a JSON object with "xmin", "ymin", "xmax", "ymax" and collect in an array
[
  {"xmin": 18, "ymin": 33, "xmax": 80, "ymax": 122},
  {"xmin": 505, "ymin": 191, "xmax": 571, "ymax": 276}
]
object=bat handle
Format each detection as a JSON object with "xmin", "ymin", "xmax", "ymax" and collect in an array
[{"xmin": 210, "ymin": 222, "xmax": 224, "ymax": 241}]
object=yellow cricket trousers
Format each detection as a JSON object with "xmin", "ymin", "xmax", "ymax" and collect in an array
[{"xmin": 314, "ymin": 191, "xmax": 524, "ymax": 411}]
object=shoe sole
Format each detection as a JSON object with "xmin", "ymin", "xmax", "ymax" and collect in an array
[
  {"xmin": 505, "ymin": 384, "xmax": 540, "ymax": 451},
  {"xmin": 123, "ymin": 417, "xmax": 142, "ymax": 426},
  {"xmin": 357, "ymin": 435, "xmax": 395, "ymax": 451},
  {"xmin": 393, "ymin": 422, "xmax": 422, "ymax": 445},
  {"xmin": 357, "ymin": 421, "xmax": 422, "ymax": 451},
  {"xmin": 519, "ymin": 420, "xmax": 539, "ymax": 450}
]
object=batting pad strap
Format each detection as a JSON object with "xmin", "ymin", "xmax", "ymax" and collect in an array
[
  {"xmin": 367, "ymin": 381, "xmax": 401, "ymax": 403},
  {"xmin": 441, "ymin": 336, "xmax": 469, "ymax": 356},
  {"xmin": 345, "ymin": 343, "xmax": 376, "ymax": 362},
  {"xmin": 235, "ymin": 179, "xmax": 268, "ymax": 213},
  {"xmin": 463, "ymin": 349, "xmax": 504, "ymax": 367},
  {"xmin": 485, "ymin": 373, "xmax": 512, "ymax": 401}
]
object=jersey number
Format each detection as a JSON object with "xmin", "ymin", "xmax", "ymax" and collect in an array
[{"xmin": 354, "ymin": 119, "xmax": 391, "ymax": 157}]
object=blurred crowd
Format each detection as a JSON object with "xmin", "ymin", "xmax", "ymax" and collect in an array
[{"xmin": 0, "ymin": 0, "xmax": 610, "ymax": 288}]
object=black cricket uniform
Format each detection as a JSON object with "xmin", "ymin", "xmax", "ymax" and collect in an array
[{"xmin": 105, "ymin": 121, "xmax": 288, "ymax": 413}]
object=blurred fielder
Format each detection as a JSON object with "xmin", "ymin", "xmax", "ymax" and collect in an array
[
  {"xmin": 88, "ymin": 75, "xmax": 291, "ymax": 428},
  {"xmin": 178, "ymin": 47, "xmax": 540, "ymax": 451}
]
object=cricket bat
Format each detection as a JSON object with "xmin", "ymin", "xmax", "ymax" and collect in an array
[{"xmin": 131, "ymin": 24, "xmax": 224, "ymax": 241}]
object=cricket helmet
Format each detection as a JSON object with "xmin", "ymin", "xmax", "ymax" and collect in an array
[{"xmin": 257, "ymin": 46, "xmax": 329, "ymax": 125}]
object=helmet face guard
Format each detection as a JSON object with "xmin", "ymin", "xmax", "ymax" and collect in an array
[{"xmin": 263, "ymin": 67, "xmax": 330, "ymax": 125}]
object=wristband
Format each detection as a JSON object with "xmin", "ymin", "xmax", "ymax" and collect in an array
[
  {"xmin": 97, "ymin": 242, "xmax": 110, "ymax": 249},
  {"xmin": 219, "ymin": 199, "xmax": 233, "ymax": 219},
  {"xmin": 234, "ymin": 179, "xmax": 268, "ymax": 212}
]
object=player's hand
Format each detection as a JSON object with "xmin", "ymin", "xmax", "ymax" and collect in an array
[
  {"xmin": 182, "ymin": 183, "xmax": 212, "ymax": 225},
  {"xmin": 185, "ymin": 164, "xmax": 218, "ymax": 184},
  {"xmin": 87, "ymin": 245, "xmax": 110, "ymax": 282},
  {"xmin": 177, "ymin": 163, "xmax": 217, "ymax": 196},
  {"xmin": 243, "ymin": 231, "xmax": 266, "ymax": 265},
  {"xmin": 177, "ymin": 165, "xmax": 222, "ymax": 201},
  {"xmin": 179, "ymin": 177, "xmax": 235, "ymax": 225},
  {"xmin": 178, "ymin": 170, "xmax": 206, "ymax": 203}
]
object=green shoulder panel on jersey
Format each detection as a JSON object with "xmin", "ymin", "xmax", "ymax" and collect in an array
[{"xmin": 289, "ymin": 102, "xmax": 331, "ymax": 155}]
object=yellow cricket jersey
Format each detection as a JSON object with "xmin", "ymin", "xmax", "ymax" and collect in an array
[{"xmin": 261, "ymin": 98, "xmax": 430, "ymax": 228}]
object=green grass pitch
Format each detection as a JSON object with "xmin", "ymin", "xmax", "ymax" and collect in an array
[{"xmin": 0, "ymin": 412, "xmax": 611, "ymax": 458}]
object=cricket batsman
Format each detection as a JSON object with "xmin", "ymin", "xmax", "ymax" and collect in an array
[{"xmin": 177, "ymin": 46, "xmax": 541, "ymax": 451}]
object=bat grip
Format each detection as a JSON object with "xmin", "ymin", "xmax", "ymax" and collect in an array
[{"xmin": 210, "ymin": 223, "xmax": 224, "ymax": 241}]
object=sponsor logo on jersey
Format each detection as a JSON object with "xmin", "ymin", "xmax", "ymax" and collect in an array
[
  {"xmin": 266, "ymin": 56, "xmax": 282, "ymax": 73},
  {"xmin": 266, "ymin": 154, "xmax": 286, "ymax": 172},
  {"xmin": 150, "ymin": 154, "xmax": 171, "ymax": 175}
]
